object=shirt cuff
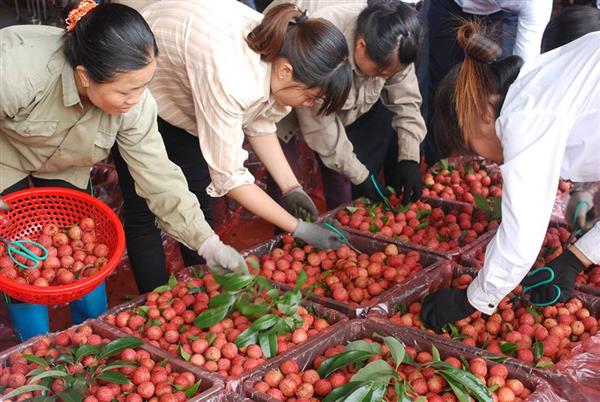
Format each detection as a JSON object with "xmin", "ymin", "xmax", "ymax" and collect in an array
[
  {"xmin": 574, "ymin": 221, "xmax": 600, "ymax": 265},
  {"xmin": 206, "ymin": 169, "xmax": 255, "ymax": 197},
  {"xmin": 349, "ymin": 166, "xmax": 370, "ymax": 186},
  {"xmin": 397, "ymin": 135, "xmax": 421, "ymax": 162},
  {"xmin": 466, "ymin": 274, "xmax": 499, "ymax": 315}
]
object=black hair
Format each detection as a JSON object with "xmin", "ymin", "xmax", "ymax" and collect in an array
[
  {"xmin": 247, "ymin": 4, "xmax": 352, "ymax": 115},
  {"xmin": 541, "ymin": 6, "xmax": 600, "ymax": 53},
  {"xmin": 356, "ymin": 0, "xmax": 422, "ymax": 68},
  {"xmin": 432, "ymin": 22, "xmax": 523, "ymax": 157},
  {"xmin": 63, "ymin": 3, "xmax": 158, "ymax": 83}
]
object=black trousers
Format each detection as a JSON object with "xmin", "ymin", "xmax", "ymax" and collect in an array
[{"xmin": 112, "ymin": 117, "xmax": 213, "ymax": 293}]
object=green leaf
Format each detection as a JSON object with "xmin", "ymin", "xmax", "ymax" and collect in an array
[
  {"xmin": 100, "ymin": 360, "xmax": 137, "ymax": 372},
  {"xmin": 437, "ymin": 366, "xmax": 493, "ymax": 402},
  {"xmin": 56, "ymin": 389, "xmax": 84, "ymax": 402},
  {"xmin": 1, "ymin": 384, "xmax": 52, "ymax": 400},
  {"xmin": 369, "ymin": 223, "xmax": 379, "ymax": 233},
  {"xmin": 153, "ymin": 285, "xmax": 171, "ymax": 294},
  {"xmin": 380, "ymin": 336, "xmax": 407, "ymax": 367},
  {"xmin": 32, "ymin": 396, "xmax": 55, "ymax": 402},
  {"xmin": 188, "ymin": 286, "xmax": 207, "ymax": 295},
  {"xmin": 206, "ymin": 332, "xmax": 217, "ymax": 346},
  {"xmin": 26, "ymin": 367, "xmax": 48, "ymax": 378},
  {"xmin": 345, "ymin": 383, "xmax": 373, "ymax": 402},
  {"xmin": 208, "ymin": 292, "xmax": 237, "ymax": 309},
  {"xmin": 485, "ymin": 355, "xmax": 508, "ymax": 363},
  {"xmin": 179, "ymin": 345, "xmax": 191, "ymax": 361},
  {"xmin": 22, "ymin": 354, "xmax": 49, "ymax": 367},
  {"xmin": 194, "ymin": 305, "xmax": 231, "ymax": 328},
  {"xmin": 213, "ymin": 273, "xmax": 254, "ymax": 292},
  {"xmin": 317, "ymin": 350, "xmax": 375, "ymax": 379},
  {"xmin": 29, "ymin": 370, "xmax": 69, "ymax": 383},
  {"xmin": 444, "ymin": 376, "xmax": 471, "ymax": 402},
  {"xmin": 294, "ymin": 270, "xmax": 307, "ymax": 291},
  {"xmin": 500, "ymin": 341, "xmax": 518, "ymax": 356},
  {"xmin": 488, "ymin": 384, "xmax": 499, "ymax": 393},
  {"xmin": 167, "ymin": 274, "xmax": 178, "ymax": 288},
  {"xmin": 55, "ymin": 353, "xmax": 75, "ymax": 365},
  {"xmin": 473, "ymin": 194, "xmax": 492, "ymax": 218},
  {"xmin": 75, "ymin": 344, "xmax": 101, "ymax": 362},
  {"xmin": 235, "ymin": 299, "xmax": 270, "ymax": 317},
  {"xmin": 134, "ymin": 305, "xmax": 150, "ymax": 317},
  {"xmin": 533, "ymin": 340, "xmax": 544, "ymax": 361},
  {"xmin": 416, "ymin": 221, "xmax": 429, "ymax": 231},
  {"xmin": 526, "ymin": 306, "xmax": 541, "ymax": 324},
  {"xmin": 184, "ymin": 380, "xmax": 201, "ymax": 398},
  {"xmin": 235, "ymin": 327, "xmax": 258, "ymax": 349},
  {"xmin": 97, "ymin": 337, "xmax": 143, "ymax": 360},
  {"xmin": 259, "ymin": 331, "xmax": 278, "ymax": 359},
  {"xmin": 490, "ymin": 196, "xmax": 502, "ymax": 220},
  {"xmin": 345, "ymin": 340, "xmax": 381, "ymax": 355},
  {"xmin": 159, "ymin": 358, "xmax": 169, "ymax": 368},
  {"xmin": 395, "ymin": 382, "xmax": 412, "ymax": 402},
  {"xmin": 245, "ymin": 256, "xmax": 260, "ymax": 272},
  {"xmin": 250, "ymin": 314, "xmax": 279, "ymax": 331},
  {"xmin": 322, "ymin": 381, "xmax": 363, "ymax": 402},
  {"xmin": 96, "ymin": 371, "xmax": 130, "ymax": 385},
  {"xmin": 350, "ymin": 360, "xmax": 394, "ymax": 384},
  {"xmin": 415, "ymin": 397, "xmax": 428, "ymax": 402},
  {"xmin": 368, "ymin": 208, "xmax": 377, "ymax": 219},
  {"xmin": 255, "ymin": 275, "xmax": 274, "ymax": 291},
  {"xmin": 398, "ymin": 203, "xmax": 412, "ymax": 214},
  {"xmin": 431, "ymin": 344, "xmax": 441, "ymax": 362},
  {"xmin": 345, "ymin": 206, "xmax": 359, "ymax": 214},
  {"xmin": 367, "ymin": 384, "xmax": 386, "ymax": 402},
  {"xmin": 416, "ymin": 209, "xmax": 432, "ymax": 219},
  {"xmin": 396, "ymin": 303, "xmax": 408, "ymax": 315},
  {"xmin": 535, "ymin": 361, "xmax": 554, "ymax": 368},
  {"xmin": 440, "ymin": 159, "xmax": 449, "ymax": 170}
]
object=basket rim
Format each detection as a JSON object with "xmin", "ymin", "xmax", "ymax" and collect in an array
[{"xmin": 0, "ymin": 187, "xmax": 126, "ymax": 298}]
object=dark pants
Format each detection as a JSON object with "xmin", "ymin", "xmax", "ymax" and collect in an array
[
  {"xmin": 112, "ymin": 117, "xmax": 213, "ymax": 293},
  {"xmin": 1, "ymin": 177, "xmax": 85, "ymax": 194},
  {"xmin": 320, "ymin": 101, "xmax": 399, "ymax": 210},
  {"xmin": 425, "ymin": 0, "xmax": 514, "ymax": 164}
]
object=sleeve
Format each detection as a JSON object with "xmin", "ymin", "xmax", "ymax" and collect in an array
[
  {"xmin": 244, "ymin": 103, "xmax": 291, "ymax": 137},
  {"xmin": 117, "ymin": 91, "xmax": 215, "ymax": 250},
  {"xmin": 295, "ymin": 105, "xmax": 370, "ymax": 185},
  {"xmin": 467, "ymin": 112, "xmax": 568, "ymax": 314},
  {"xmin": 380, "ymin": 63, "xmax": 426, "ymax": 162},
  {"xmin": 187, "ymin": 65, "xmax": 256, "ymax": 197},
  {"xmin": 510, "ymin": 0, "xmax": 552, "ymax": 62},
  {"xmin": 574, "ymin": 221, "xmax": 600, "ymax": 265}
]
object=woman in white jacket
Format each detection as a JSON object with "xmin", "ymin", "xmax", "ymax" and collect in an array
[{"xmin": 420, "ymin": 21, "xmax": 600, "ymax": 329}]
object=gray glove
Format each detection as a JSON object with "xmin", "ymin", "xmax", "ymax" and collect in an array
[
  {"xmin": 566, "ymin": 189, "xmax": 597, "ymax": 232},
  {"xmin": 283, "ymin": 186, "xmax": 319, "ymax": 222},
  {"xmin": 293, "ymin": 220, "xmax": 344, "ymax": 250},
  {"xmin": 0, "ymin": 198, "xmax": 10, "ymax": 211},
  {"xmin": 197, "ymin": 235, "xmax": 248, "ymax": 275}
]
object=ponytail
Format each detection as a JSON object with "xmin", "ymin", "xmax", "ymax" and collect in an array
[{"xmin": 246, "ymin": 4, "xmax": 351, "ymax": 115}]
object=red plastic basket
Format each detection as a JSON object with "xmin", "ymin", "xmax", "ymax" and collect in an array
[{"xmin": 0, "ymin": 188, "xmax": 125, "ymax": 304}]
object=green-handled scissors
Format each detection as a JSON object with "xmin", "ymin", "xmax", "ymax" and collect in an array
[
  {"xmin": 0, "ymin": 236, "xmax": 48, "ymax": 270},
  {"xmin": 517, "ymin": 266, "xmax": 561, "ymax": 307},
  {"xmin": 370, "ymin": 175, "xmax": 394, "ymax": 211},
  {"xmin": 566, "ymin": 200, "xmax": 589, "ymax": 245},
  {"xmin": 323, "ymin": 222, "xmax": 362, "ymax": 254}
]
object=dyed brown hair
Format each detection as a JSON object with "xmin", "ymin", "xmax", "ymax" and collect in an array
[{"xmin": 246, "ymin": 3, "xmax": 352, "ymax": 115}]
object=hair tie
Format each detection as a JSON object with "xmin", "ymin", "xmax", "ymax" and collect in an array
[
  {"xmin": 66, "ymin": 0, "xmax": 97, "ymax": 32},
  {"xmin": 290, "ymin": 8, "xmax": 309, "ymax": 25}
]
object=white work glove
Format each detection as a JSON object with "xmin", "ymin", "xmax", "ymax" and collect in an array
[
  {"xmin": 198, "ymin": 235, "xmax": 248, "ymax": 275},
  {"xmin": 566, "ymin": 189, "xmax": 598, "ymax": 232},
  {"xmin": 293, "ymin": 220, "xmax": 344, "ymax": 250}
]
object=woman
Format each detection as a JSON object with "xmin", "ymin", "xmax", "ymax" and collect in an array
[
  {"xmin": 115, "ymin": 0, "xmax": 351, "ymax": 279},
  {"xmin": 420, "ymin": 22, "xmax": 600, "ymax": 329},
  {"xmin": 0, "ymin": 1, "xmax": 245, "ymax": 338},
  {"xmin": 264, "ymin": 0, "xmax": 426, "ymax": 209}
]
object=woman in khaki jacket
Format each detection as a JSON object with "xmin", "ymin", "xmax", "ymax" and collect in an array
[
  {"xmin": 114, "ymin": 0, "xmax": 353, "ymax": 283},
  {"xmin": 267, "ymin": 0, "xmax": 427, "ymax": 208},
  {"xmin": 0, "ymin": 2, "xmax": 245, "ymax": 338}
]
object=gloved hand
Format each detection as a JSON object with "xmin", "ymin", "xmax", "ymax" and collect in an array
[
  {"xmin": 521, "ymin": 249, "xmax": 585, "ymax": 305},
  {"xmin": 293, "ymin": 220, "xmax": 344, "ymax": 250},
  {"xmin": 420, "ymin": 288, "xmax": 476, "ymax": 330},
  {"xmin": 390, "ymin": 160, "xmax": 423, "ymax": 204},
  {"xmin": 198, "ymin": 235, "xmax": 248, "ymax": 275},
  {"xmin": 283, "ymin": 185, "xmax": 319, "ymax": 222},
  {"xmin": 355, "ymin": 175, "xmax": 388, "ymax": 202},
  {"xmin": 566, "ymin": 189, "xmax": 597, "ymax": 232}
]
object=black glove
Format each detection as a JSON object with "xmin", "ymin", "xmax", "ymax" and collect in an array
[
  {"xmin": 420, "ymin": 288, "xmax": 476, "ymax": 331},
  {"xmin": 521, "ymin": 249, "xmax": 585, "ymax": 305},
  {"xmin": 355, "ymin": 175, "xmax": 387, "ymax": 202},
  {"xmin": 390, "ymin": 160, "xmax": 423, "ymax": 204}
]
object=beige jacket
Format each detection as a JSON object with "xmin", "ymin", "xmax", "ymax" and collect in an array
[
  {"xmin": 0, "ymin": 26, "xmax": 214, "ymax": 250},
  {"xmin": 270, "ymin": 2, "xmax": 426, "ymax": 185}
]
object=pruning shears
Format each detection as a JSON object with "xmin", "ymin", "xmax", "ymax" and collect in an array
[
  {"xmin": 0, "ymin": 236, "xmax": 48, "ymax": 270},
  {"xmin": 516, "ymin": 266, "xmax": 561, "ymax": 307},
  {"xmin": 566, "ymin": 200, "xmax": 588, "ymax": 245},
  {"xmin": 370, "ymin": 175, "xmax": 394, "ymax": 211},
  {"xmin": 323, "ymin": 222, "xmax": 362, "ymax": 254}
]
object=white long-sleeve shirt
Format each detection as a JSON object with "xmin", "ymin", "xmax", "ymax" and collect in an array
[
  {"xmin": 467, "ymin": 32, "xmax": 600, "ymax": 314},
  {"xmin": 454, "ymin": 0, "xmax": 552, "ymax": 62}
]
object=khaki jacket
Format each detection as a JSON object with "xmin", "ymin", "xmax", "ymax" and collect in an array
[
  {"xmin": 271, "ymin": 2, "xmax": 426, "ymax": 185},
  {"xmin": 0, "ymin": 26, "xmax": 214, "ymax": 250}
]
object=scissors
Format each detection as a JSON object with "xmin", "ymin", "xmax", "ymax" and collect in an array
[
  {"xmin": 0, "ymin": 236, "xmax": 49, "ymax": 270},
  {"xmin": 516, "ymin": 266, "xmax": 561, "ymax": 307},
  {"xmin": 369, "ymin": 175, "xmax": 395, "ymax": 211},
  {"xmin": 565, "ymin": 200, "xmax": 589, "ymax": 245},
  {"xmin": 323, "ymin": 222, "xmax": 362, "ymax": 254}
]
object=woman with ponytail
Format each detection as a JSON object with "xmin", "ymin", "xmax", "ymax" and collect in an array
[
  {"xmin": 420, "ymin": 21, "xmax": 600, "ymax": 330},
  {"xmin": 0, "ymin": 1, "xmax": 246, "ymax": 340},
  {"xmin": 116, "ymin": 0, "xmax": 351, "ymax": 276}
]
